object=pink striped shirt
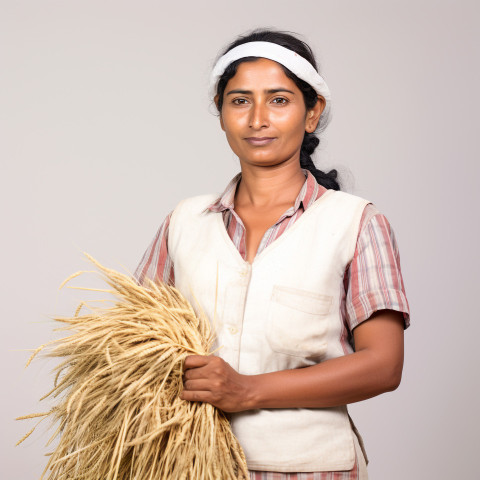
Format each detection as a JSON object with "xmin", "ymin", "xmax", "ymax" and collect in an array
[{"xmin": 134, "ymin": 168, "xmax": 410, "ymax": 479}]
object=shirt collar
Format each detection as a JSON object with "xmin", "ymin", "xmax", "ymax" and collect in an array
[{"xmin": 203, "ymin": 168, "xmax": 327, "ymax": 215}]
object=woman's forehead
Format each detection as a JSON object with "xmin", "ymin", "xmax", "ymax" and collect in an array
[{"xmin": 227, "ymin": 57, "xmax": 297, "ymax": 90}]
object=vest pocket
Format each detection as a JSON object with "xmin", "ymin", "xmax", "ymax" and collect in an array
[{"xmin": 267, "ymin": 285, "xmax": 333, "ymax": 359}]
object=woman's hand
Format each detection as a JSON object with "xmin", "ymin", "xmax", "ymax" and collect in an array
[{"xmin": 180, "ymin": 355, "xmax": 253, "ymax": 412}]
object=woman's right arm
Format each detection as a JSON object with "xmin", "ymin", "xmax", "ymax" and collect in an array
[{"xmin": 133, "ymin": 211, "xmax": 175, "ymax": 286}]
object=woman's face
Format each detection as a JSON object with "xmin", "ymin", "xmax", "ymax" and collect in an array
[{"xmin": 215, "ymin": 57, "xmax": 324, "ymax": 168}]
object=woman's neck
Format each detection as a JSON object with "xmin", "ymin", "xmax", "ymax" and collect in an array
[{"xmin": 234, "ymin": 162, "xmax": 306, "ymax": 209}]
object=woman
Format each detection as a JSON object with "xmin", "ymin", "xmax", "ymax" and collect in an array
[{"xmin": 134, "ymin": 28, "xmax": 410, "ymax": 480}]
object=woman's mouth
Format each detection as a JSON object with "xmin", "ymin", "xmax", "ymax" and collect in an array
[{"xmin": 245, "ymin": 137, "xmax": 276, "ymax": 146}]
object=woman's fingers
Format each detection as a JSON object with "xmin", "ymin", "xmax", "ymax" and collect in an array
[
  {"xmin": 180, "ymin": 389, "xmax": 213, "ymax": 403},
  {"xmin": 183, "ymin": 366, "xmax": 208, "ymax": 380},
  {"xmin": 183, "ymin": 354, "xmax": 210, "ymax": 370},
  {"xmin": 180, "ymin": 354, "xmax": 252, "ymax": 412},
  {"xmin": 183, "ymin": 379, "xmax": 213, "ymax": 391}
]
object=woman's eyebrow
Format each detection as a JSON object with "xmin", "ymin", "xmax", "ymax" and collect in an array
[{"xmin": 226, "ymin": 88, "xmax": 295, "ymax": 96}]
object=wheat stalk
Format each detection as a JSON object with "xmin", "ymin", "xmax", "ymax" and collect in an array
[{"xmin": 17, "ymin": 253, "xmax": 248, "ymax": 480}]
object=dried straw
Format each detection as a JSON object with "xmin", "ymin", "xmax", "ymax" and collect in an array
[{"xmin": 17, "ymin": 253, "xmax": 248, "ymax": 480}]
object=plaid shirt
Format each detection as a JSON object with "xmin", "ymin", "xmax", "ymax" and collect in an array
[{"xmin": 134, "ymin": 168, "xmax": 410, "ymax": 479}]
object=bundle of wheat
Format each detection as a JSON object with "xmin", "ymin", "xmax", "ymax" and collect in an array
[{"xmin": 17, "ymin": 253, "xmax": 248, "ymax": 480}]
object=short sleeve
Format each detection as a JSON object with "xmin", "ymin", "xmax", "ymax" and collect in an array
[
  {"xmin": 344, "ymin": 203, "xmax": 411, "ymax": 331},
  {"xmin": 133, "ymin": 211, "xmax": 175, "ymax": 287}
]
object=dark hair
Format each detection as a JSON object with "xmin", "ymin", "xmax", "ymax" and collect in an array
[{"xmin": 213, "ymin": 27, "xmax": 340, "ymax": 191}]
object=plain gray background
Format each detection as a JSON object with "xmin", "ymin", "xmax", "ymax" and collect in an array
[{"xmin": 2, "ymin": 1, "xmax": 479, "ymax": 478}]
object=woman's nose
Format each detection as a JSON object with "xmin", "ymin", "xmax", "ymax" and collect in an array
[{"xmin": 249, "ymin": 102, "xmax": 269, "ymax": 129}]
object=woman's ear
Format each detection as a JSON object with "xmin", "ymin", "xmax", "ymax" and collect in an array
[
  {"xmin": 214, "ymin": 94, "xmax": 225, "ymax": 131},
  {"xmin": 305, "ymin": 95, "xmax": 326, "ymax": 133}
]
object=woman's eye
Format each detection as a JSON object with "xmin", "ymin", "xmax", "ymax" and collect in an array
[{"xmin": 231, "ymin": 97, "xmax": 288, "ymax": 105}]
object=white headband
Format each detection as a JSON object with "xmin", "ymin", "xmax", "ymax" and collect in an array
[{"xmin": 209, "ymin": 41, "xmax": 331, "ymax": 107}]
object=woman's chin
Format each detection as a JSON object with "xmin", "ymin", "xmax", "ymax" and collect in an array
[{"xmin": 239, "ymin": 153, "xmax": 297, "ymax": 168}]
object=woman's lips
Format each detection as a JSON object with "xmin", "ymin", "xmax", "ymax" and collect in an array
[{"xmin": 245, "ymin": 137, "xmax": 276, "ymax": 146}]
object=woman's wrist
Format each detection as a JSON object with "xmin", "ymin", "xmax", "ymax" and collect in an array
[
  {"xmin": 241, "ymin": 371, "xmax": 290, "ymax": 410},
  {"xmin": 241, "ymin": 374, "xmax": 263, "ymax": 410}
]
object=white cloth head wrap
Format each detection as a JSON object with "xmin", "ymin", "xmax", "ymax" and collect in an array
[{"xmin": 209, "ymin": 41, "xmax": 331, "ymax": 108}]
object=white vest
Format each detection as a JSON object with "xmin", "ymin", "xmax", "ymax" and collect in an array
[{"xmin": 168, "ymin": 188, "xmax": 371, "ymax": 472}]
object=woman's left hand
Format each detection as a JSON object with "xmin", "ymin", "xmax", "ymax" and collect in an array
[{"xmin": 180, "ymin": 355, "xmax": 254, "ymax": 412}]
